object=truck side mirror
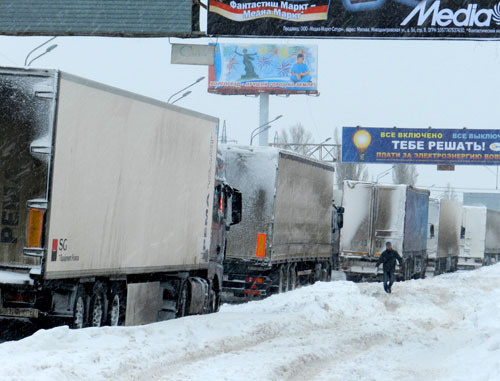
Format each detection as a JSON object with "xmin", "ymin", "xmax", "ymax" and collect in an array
[
  {"xmin": 337, "ymin": 207, "xmax": 344, "ymax": 229},
  {"xmin": 231, "ymin": 189, "xmax": 242, "ymax": 226}
]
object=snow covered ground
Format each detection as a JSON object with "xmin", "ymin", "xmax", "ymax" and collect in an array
[{"xmin": 1, "ymin": 265, "xmax": 500, "ymax": 381}]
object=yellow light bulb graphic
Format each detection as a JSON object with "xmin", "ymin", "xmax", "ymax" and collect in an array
[{"xmin": 353, "ymin": 129, "xmax": 372, "ymax": 162}]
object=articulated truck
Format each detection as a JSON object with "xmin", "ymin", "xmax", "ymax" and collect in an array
[
  {"xmin": 339, "ymin": 181, "xmax": 429, "ymax": 281},
  {"xmin": 0, "ymin": 67, "xmax": 241, "ymax": 328},
  {"xmin": 220, "ymin": 145, "xmax": 335, "ymax": 300},
  {"xmin": 458, "ymin": 206, "xmax": 487, "ymax": 270}
]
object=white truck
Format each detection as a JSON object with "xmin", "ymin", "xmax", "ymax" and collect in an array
[
  {"xmin": 425, "ymin": 198, "xmax": 440, "ymax": 276},
  {"xmin": 458, "ymin": 206, "xmax": 487, "ymax": 270},
  {"xmin": 484, "ymin": 209, "xmax": 500, "ymax": 265},
  {"xmin": 220, "ymin": 145, "xmax": 335, "ymax": 300},
  {"xmin": 434, "ymin": 199, "xmax": 462, "ymax": 275},
  {"xmin": 339, "ymin": 181, "xmax": 429, "ymax": 281},
  {"xmin": 0, "ymin": 67, "xmax": 241, "ymax": 328}
]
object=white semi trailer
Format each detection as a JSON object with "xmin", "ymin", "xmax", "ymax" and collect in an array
[
  {"xmin": 435, "ymin": 199, "xmax": 462, "ymax": 275},
  {"xmin": 220, "ymin": 145, "xmax": 335, "ymax": 300},
  {"xmin": 484, "ymin": 209, "xmax": 500, "ymax": 265},
  {"xmin": 339, "ymin": 181, "xmax": 429, "ymax": 281},
  {"xmin": 458, "ymin": 206, "xmax": 487, "ymax": 270},
  {"xmin": 0, "ymin": 67, "xmax": 241, "ymax": 328},
  {"xmin": 425, "ymin": 198, "xmax": 440, "ymax": 276}
]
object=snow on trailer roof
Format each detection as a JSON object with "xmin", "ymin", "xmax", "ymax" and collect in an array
[
  {"xmin": 0, "ymin": 66, "xmax": 219, "ymax": 124},
  {"xmin": 220, "ymin": 144, "xmax": 334, "ymax": 169}
]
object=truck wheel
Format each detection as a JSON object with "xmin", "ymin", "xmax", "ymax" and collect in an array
[
  {"xmin": 284, "ymin": 265, "xmax": 291, "ymax": 292},
  {"xmin": 420, "ymin": 262, "xmax": 427, "ymax": 279},
  {"xmin": 71, "ymin": 286, "xmax": 88, "ymax": 329},
  {"xmin": 321, "ymin": 263, "xmax": 328, "ymax": 282},
  {"xmin": 289, "ymin": 265, "xmax": 297, "ymax": 290},
  {"xmin": 89, "ymin": 283, "xmax": 107, "ymax": 328},
  {"xmin": 107, "ymin": 283, "xmax": 126, "ymax": 326},
  {"xmin": 208, "ymin": 282, "xmax": 220, "ymax": 314},
  {"xmin": 177, "ymin": 281, "xmax": 188, "ymax": 318},
  {"xmin": 278, "ymin": 265, "xmax": 286, "ymax": 293}
]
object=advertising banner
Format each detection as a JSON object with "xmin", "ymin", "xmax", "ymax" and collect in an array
[
  {"xmin": 208, "ymin": 0, "xmax": 500, "ymax": 39},
  {"xmin": 0, "ymin": 0, "xmax": 195, "ymax": 37},
  {"xmin": 208, "ymin": 43, "xmax": 318, "ymax": 95},
  {"xmin": 342, "ymin": 127, "xmax": 500, "ymax": 165},
  {"xmin": 171, "ymin": 44, "xmax": 216, "ymax": 65}
]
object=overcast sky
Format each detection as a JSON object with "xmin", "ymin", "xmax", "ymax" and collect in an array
[{"xmin": 1, "ymin": 13, "xmax": 500, "ymax": 197}]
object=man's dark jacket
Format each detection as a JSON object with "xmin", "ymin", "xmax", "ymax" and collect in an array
[{"xmin": 376, "ymin": 249, "xmax": 403, "ymax": 272}]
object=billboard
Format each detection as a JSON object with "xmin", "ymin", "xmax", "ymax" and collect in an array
[
  {"xmin": 342, "ymin": 127, "xmax": 500, "ymax": 165},
  {"xmin": 0, "ymin": 0, "xmax": 195, "ymax": 37},
  {"xmin": 208, "ymin": 0, "xmax": 500, "ymax": 40},
  {"xmin": 208, "ymin": 43, "xmax": 318, "ymax": 95}
]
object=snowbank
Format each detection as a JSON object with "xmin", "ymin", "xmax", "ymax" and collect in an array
[{"xmin": 1, "ymin": 265, "xmax": 500, "ymax": 380}]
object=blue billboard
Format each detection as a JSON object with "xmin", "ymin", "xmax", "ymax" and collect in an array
[{"xmin": 342, "ymin": 127, "xmax": 500, "ymax": 165}]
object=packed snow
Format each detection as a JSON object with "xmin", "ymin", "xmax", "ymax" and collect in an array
[{"xmin": 1, "ymin": 265, "xmax": 500, "ymax": 381}]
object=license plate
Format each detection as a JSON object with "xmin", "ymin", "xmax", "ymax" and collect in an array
[{"xmin": 0, "ymin": 307, "xmax": 39, "ymax": 319}]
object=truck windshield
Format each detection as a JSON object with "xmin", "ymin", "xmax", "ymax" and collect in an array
[{"xmin": 0, "ymin": 73, "xmax": 53, "ymax": 267}]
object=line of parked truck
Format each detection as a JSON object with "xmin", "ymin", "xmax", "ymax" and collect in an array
[
  {"xmin": 338, "ymin": 182, "xmax": 500, "ymax": 282},
  {"xmin": 0, "ymin": 67, "xmax": 498, "ymax": 331}
]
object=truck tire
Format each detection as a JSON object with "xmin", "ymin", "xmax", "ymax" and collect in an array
[
  {"xmin": 284, "ymin": 265, "xmax": 291, "ymax": 292},
  {"xmin": 107, "ymin": 283, "xmax": 126, "ymax": 326},
  {"xmin": 289, "ymin": 265, "xmax": 297, "ymax": 291},
  {"xmin": 71, "ymin": 285, "xmax": 88, "ymax": 329},
  {"xmin": 208, "ymin": 281, "xmax": 220, "ymax": 314},
  {"xmin": 89, "ymin": 283, "xmax": 107, "ymax": 327},
  {"xmin": 278, "ymin": 265, "xmax": 287, "ymax": 293},
  {"xmin": 176, "ymin": 281, "xmax": 189, "ymax": 318},
  {"xmin": 314, "ymin": 264, "xmax": 322, "ymax": 283},
  {"xmin": 321, "ymin": 263, "xmax": 328, "ymax": 282}
]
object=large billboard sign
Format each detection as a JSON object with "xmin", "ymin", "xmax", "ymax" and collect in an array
[
  {"xmin": 208, "ymin": 0, "xmax": 500, "ymax": 39},
  {"xmin": 208, "ymin": 43, "xmax": 318, "ymax": 95},
  {"xmin": 342, "ymin": 127, "xmax": 500, "ymax": 165},
  {"xmin": 0, "ymin": 0, "xmax": 195, "ymax": 37}
]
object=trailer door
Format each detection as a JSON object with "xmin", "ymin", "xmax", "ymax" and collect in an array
[{"xmin": 0, "ymin": 69, "xmax": 56, "ymax": 269}]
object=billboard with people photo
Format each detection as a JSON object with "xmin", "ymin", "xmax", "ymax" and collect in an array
[{"xmin": 208, "ymin": 43, "xmax": 318, "ymax": 95}]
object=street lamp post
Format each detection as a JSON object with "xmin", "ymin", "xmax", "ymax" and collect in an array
[
  {"xmin": 167, "ymin": 76, "xmax": 204, "ymax": 103},
  {"xmin": 27, "ymin": 44, "xmax": 58, "ymax": 67},
  {"xmin": 250, "ymin": 115, "xmax": 283, "ymax": 145},
  {"xmin": 306, "ymin": 137, "xmax": 332, "ymax": 155},
  {"xmin": 376, "ymin": 165, "xmax": 396, "ymax": 183},
  {"xmin": 24, "ymin": 36, "xmax": 57, "ymax": 66},
  {"xmin": 170, "ymin": 91, "xmax": 192, "ymax": 105}
]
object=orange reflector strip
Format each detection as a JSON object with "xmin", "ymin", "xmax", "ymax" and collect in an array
[
  {"xmin": 256, "ymin": 233, "xmax": 266, "ymax": 258},
  {"xmin": 27, "ymin": 208, "xmax": 44, "ymax": 248},
  {"xmin": 257, "ymin": 277, "xmax": 263, "ymax": 284},
  {"xmin": 244, "ymin": 290, "xmax": 261, "ymax": 295}
]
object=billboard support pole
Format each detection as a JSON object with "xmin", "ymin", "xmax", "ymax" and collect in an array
[{"xmin": 258, "ymin": 94, "xmax": 270, "ymax": 146}]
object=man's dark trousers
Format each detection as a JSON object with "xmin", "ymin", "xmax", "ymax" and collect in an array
[{"xmin": 383, "ymin": 270, "xmax": 395, "ymax": 293}]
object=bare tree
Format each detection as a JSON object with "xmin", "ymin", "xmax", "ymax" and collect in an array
[
  {"xmin": 333, "ymin": 127, "xmax": 368, "ymax": 187},
  {"xmin": 278, "ymin": 123, "xmax": 313, "ymax": 155},
  {"xmin": 441, "ymin": 183, "xmax": 459, "ymax": 200},
  {"xmin": 392, "ymin": 164, "xmax": 418, "ymax": 186}
]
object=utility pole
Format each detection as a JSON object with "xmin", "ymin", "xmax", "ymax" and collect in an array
[{"xmin": 258, "ymin": 94, "xmax": 269, "ymax": 146}]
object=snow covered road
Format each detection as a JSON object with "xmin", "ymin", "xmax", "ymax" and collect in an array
[{"xmin": 1, "ymin": 265, "xmax": 500, "ymax": 381}]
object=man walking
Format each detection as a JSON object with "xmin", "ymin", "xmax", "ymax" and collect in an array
[{"xmin": 375, "ymin": 242, "xmax": 403, "ymax": 293}]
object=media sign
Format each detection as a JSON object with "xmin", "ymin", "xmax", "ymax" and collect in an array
[
  {"xmin": 342, "ymin": 127, "xmax": 500, "ymax": 165},
  {"xmin": 208, "ymin": 43, "xmax": 318, "ymax": 95},
  {"xmin": 208, "ymin": 0, "xmax": 500, "ymax": 39}
]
